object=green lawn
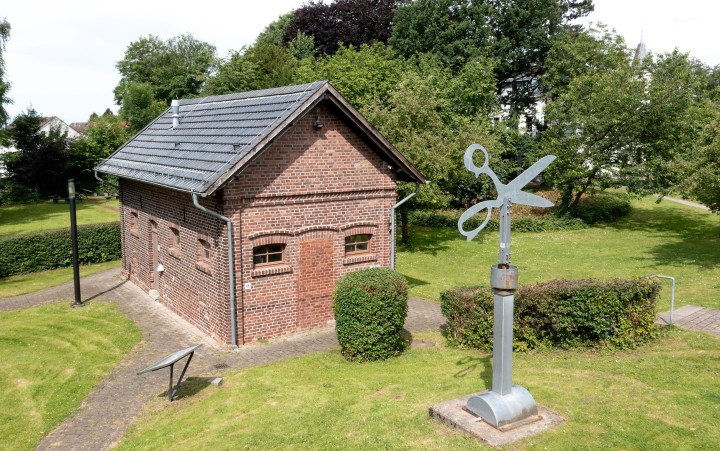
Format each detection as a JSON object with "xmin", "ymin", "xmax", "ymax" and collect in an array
[
  {"xmin": 0, "ymin": 260, "xmax": 122, "ymax": 299},
  {"xmin": 118, "ymin": 329, "xmax": 720, "ymax": 450},
  {"xmin": 0, "ymin": 301, "xmax": 141, "ymax": 450},
  {"xmin": 397, "ymin": 196, "xmax": 720, "ymax": 310},
  {"xmin": 0, "ymin": 198, "xmax": 119, "ymax": 238}
]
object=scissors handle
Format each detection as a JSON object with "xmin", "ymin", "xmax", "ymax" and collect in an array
[
  {"xmin": 458, "ymin": 201, "xmax": 495, "ymax": 242},
  {"xmin": 463, "ymin": 144, "xmax": 490, "ymax": 177}
]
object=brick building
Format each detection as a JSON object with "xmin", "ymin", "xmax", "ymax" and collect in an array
[{"xmin": 96, "ymin": 81, "xmax": 425, "ymax": 348}]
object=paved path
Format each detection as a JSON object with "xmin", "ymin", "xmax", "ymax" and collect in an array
[
  {"xmin": 660, "ymin": 196, "xmax": 710, "ymax": 211},
  {"xmin": 658, "ymin": 305, "xmax": 720, "ymax": 337},
  {"xmin": 0, "ymin": 268, "xmax": 444, "ymax": 450}
]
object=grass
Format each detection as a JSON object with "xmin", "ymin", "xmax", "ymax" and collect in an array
[
  {"xmin": 0, "ymin": 301, "xmax": 141, "ymax": 450},
  {"xmin": 0, "ymin": 198, "xmax": 119, "ymax": 238},
  {"xmin": 0, "ymin": 260, "xmax": 122, "ymax": 299},
  {"xmin": 117, "ymin": 329, "xmax": 720, "ymax": 450},
  {"xmin": 397, "ymin": 196, "xmax": 720, "ymax": 310}
]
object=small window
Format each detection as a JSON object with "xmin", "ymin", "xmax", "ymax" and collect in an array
[
  {"xmin": 129, "ymin": 211, "xmax": 138, "ymax": 235},
  {"xmin": 345, "ymin": 234, "xmax": 371, "ymax": 255},
  {"xmin": 253, "ymin": 243, "xmax": 285, "ymax": 267},
  {"xmin": 169, "ymin": 226, "xmax": 181, "ymax": 258},
  {"xmin": 198, "ymin": 239, "xmax": 212, "ymax": 263}
]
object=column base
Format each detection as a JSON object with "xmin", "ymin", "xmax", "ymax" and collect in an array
[{"xmin": 466, "ymin": 385, "xmax": 540, "ymax": 431}]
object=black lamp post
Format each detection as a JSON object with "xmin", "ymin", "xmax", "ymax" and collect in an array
[{"xmin": 69, "ymin": 179, "xmax": 82, "ymax": 307}]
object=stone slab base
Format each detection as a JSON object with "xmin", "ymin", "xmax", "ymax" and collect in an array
[{"xmin": 429, "ymin": 393, "xmax": 565, "ymax": 448}]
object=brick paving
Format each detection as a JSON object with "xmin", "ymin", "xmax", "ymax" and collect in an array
[
  {"xmin": 658, "ymin": 305, "xmax": 720, "ymax": 337},
  {"xmin": 0, "ymin": 268, "xmax": 444, "ymax": 450}
]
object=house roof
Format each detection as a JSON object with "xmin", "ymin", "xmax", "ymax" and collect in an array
[{"xmin": 96, "ymin": 81, "xmax": 426, "ymax": 195}]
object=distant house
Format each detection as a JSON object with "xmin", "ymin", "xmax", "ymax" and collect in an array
[
  {"xmin": 96, "ymin": 81, "xmax": 425, "ymax": 348},
  {"xmin": 0, "ymin": 116, "xmax": 81, "ymax": 175},
  {"xmin": 39, "ymin": 116, "xmax": 81, "ymax": 139}
]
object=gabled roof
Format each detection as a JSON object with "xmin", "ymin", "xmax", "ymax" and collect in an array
[{"xmin": 96, "ymin": 81, "xmax": 425, "ymax": 195}]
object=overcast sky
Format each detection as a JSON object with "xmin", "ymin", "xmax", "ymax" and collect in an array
[{"xmin": 3, "ymin": 0, "xmax": 718, "ymax": 124}]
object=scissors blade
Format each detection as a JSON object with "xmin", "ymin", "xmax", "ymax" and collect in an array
[
  {"xmin": 510, "ymin": 190, "xmax": 555, "ymax": 208},
  {"xmin": 507, "ymin": 155, "xmax": 556, "ymax": 191}
]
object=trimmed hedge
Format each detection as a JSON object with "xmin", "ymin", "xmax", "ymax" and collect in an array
[
  {"xmin": 571, "ymin": 193, "xmax": 632, "ymax": 224},
  {"xmin": 0, "ymin": 222, "xmax": 121, "ymax": 278},
  {"xmin": 333, "ymin": 267, "xmax": 409, "ymax": 362},
  {"xmin": 409, "ymin": 209, "xmax": 587, "ymax": 232},
  {"xmin": 441, "ymin": 277, "xmax": 661, "ymax": 351}
]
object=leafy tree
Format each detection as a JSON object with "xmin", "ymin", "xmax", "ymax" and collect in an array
[
  {"xmin": 69, "ymin": 115, "xmax": 132, "ymax": 189},
  {"xmin": 283, "ymin": 0, "xmax": 399, "ymax": 55},
  {"xmin": 541, "ymin": 29, "xmax": 643, "ymax": 212},
  {"xmin": 114, "ymin": 34, "xmax": 217, "ymax": 106},
  {"xmin": 542, "ymin": 28, "xmax": 713, "ymax": 213},
  {"xmin": 244, "ymin": 44, "xmax": 300, "ymax": 90},
  {"xmin": 686, "ymin": 116, "xmax": 720, "ymax": 213},
  {"xmin": 310, "ymin": 43, "xmax": 405, "ymax": 111},
  {"xmin": 364, "ymin": 62, "xmax": 506, "ymax": 241},
  {"xmin": 116, "ymin": 82, "xmax": 167, "ymax": 132},
  {"xmin": 390, "ymin": 0, "xmax": 492, "ymax": 71},
  {"xmin": 4, "ymin": 109, "xmax": 71, "ymax": 198},
  {"xmin": 255, "ymin": 11, "xmax": 296, "ymax": 47},
  {"xmin": 390, "ymin": 0, "xmax": 594, "ymax": 111},
  {"xmin": 203, "ymin": 49, "xmax": 258, "ymax": 95},
  {"xmin": 0, "ymin": 18, "xmax": 12, "ymax": 126}
]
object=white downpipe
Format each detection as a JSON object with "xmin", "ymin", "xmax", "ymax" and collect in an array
[
  {"xmin": 390, "ymin": 182, "xmax": 423, "ymax": 269},
  {"xmin": 192, "ymin": 192, "xmax": 239, "ymax": 350}
]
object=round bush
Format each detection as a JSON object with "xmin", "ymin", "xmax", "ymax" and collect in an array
[{"xmin": 333, "ymin": 267, "xmax": 409, "ymax": 362}]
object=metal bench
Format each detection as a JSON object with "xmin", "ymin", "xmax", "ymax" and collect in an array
[{"xmin": 137, "ymin": 344, "xmax": 202, "ymax": 401}]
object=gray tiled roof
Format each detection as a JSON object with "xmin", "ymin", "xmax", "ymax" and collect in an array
[{"xmin": 96, "ymin": 81, "xmax": 425, "ymax": 194}]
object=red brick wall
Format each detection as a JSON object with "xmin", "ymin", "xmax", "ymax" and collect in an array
[
  {"xmin": 119, "ymin": 180, "xmax": 232, "ymax": 344},
  {"xmin": 226, "ymin": 102, "xmax": 397, "ymax": 342},
  {"xmin": 119, "ymin": 101, "xmax": 398, "ymax": 345}
]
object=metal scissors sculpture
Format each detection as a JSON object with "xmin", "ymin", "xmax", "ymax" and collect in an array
[{"xmin": 458, "ymin": 144, "xmax": 556, "ymax": 242}]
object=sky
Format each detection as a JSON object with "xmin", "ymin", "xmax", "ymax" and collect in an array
[{"xmin": 2, "ymin": 0, "xmax": 719, "ymax": 124}]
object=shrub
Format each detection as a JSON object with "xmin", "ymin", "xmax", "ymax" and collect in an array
[
  {"xmin": 0, "ymin": 222, "xmax": 121, "ymax": 277},
  {"xmin": 571, "ymin": 193, "xmax": 632, "ymax": 224},
  {"xmin": 441, "ymin": 277, "xmax": 661, "ymax": 351},
  {"xmin": 333, "ymin": 267, "xmax": 409, "ymax": 361},
  {"xmin": 409, "ymin": 209, "xmax": 587, "ymax": 232}
]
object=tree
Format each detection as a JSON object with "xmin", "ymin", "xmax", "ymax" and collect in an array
[
  {"xmin": 114, "ymin": 34, "xmax": 217, "ymax": 106},
  {"xmin": 390, "ymin": 0, "xmax": 594, "ymax": 111},
  {"xmin": 542, "ymin": 28, "xmax": 713, "ymax": 213},
  {"xmin": 541, "ymin": 28, "xmax": 644, "ymax": 212},
  {"xmin": 4, "ymin": 109, "xmax": 71, "ymax": 198},
  {"xmin": 0, "ymin": 18, "xmax": 12, "ymax": 126},
  {"xmin": 69, "ymin": 114, "xmax": 132, "ymax": 189},
  {"xmin": 203, "ymin": 49, "xmax": 258, "ymax": 96},
  {"xmin": 116, "ymin": 82, "xmax": 167, "ymax": 132},
  {"xmin": 255, "ymin": 11, "xmax": 296, "ymax": 47},
  {"xmin": 283, "ymin": 0, "xmax": 399, "ymax": 56},
  {"xmin": 686, "ymin": 116, "xmax": 720, "ymax": 213}
]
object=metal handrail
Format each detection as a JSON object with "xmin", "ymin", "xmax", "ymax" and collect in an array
[{"xmin": 654, "ymin": 275, "xmax": 676, "ymax": 326}]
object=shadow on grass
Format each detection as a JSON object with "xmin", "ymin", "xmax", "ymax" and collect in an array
[
  {"xmin": 398, "ymin": 226, "xmax": 493, "ymax": 256},
  {"xmin": 159, "ymin": 376, "xmax": 215, "ymax": 401},
  {"xmin": 454, "ymin": 355, "xmax": 492, "ymax": 387},
  {"xmin": 605, "ymin": 202, "xmax": 720, "ymax": 268},
  {"xmin": 403, "ymin": 274, "xmax": 429, "ymax": 290}
]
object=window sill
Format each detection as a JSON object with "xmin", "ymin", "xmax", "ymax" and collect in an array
[
  {"xmin": 129, "ymin": 229, "xmax": 139, "ymax": 238},
  {"xmin": 169, "ymin": 247, "xmax": 181, "ymax": 259},
  {"xmin": 252, "ymin": 264, "xmax": 293, "ymax": 278},
  {"xmin": 343, "ymin": 253, "xmax": 377, "ymax": 265},
  {"xmin": 196, "ymin": 261, "xmax": 213, "ymax": 275}
]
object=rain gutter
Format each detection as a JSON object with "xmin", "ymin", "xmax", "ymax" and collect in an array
[
  {"xmin": 191, "ymin": 192, "xmax": 239, "ymax": 350},
  {"xmin": 390, "ymin": 182, "xmax": 424, "ymax": 270}
]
